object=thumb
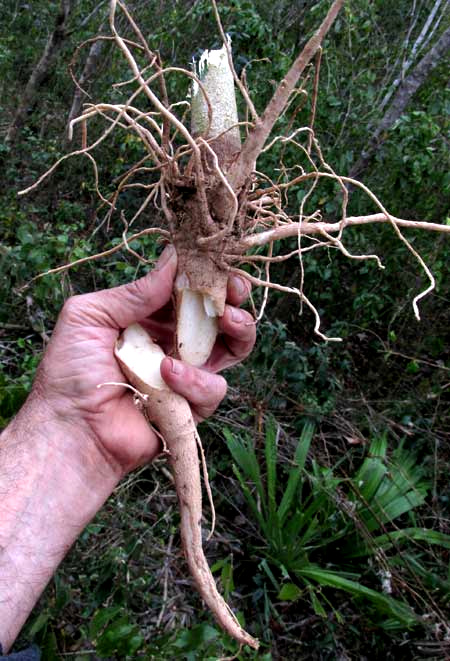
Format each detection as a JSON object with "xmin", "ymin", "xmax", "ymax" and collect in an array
[{"xmin": 84, "ymin": 244, "xmax": 177, "ymax": 329}]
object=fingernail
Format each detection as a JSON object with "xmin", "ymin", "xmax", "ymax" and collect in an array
[
  {"xmin": 232, "ymin": 275, "xmax": 246, "ymax": 296},
  {"xmin": 156, "ymin": 244, "xmax": 176, "ymax": 269},
  {"xmin": 231, "ymin": 307, "xmax": 244, "ymax": 323},
  {"xmin": 169, "ymin": 357, "xmax": 183, "ymax": 375}
]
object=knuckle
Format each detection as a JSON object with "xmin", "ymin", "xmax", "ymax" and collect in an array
[
  {"xmin": 62, "ymin": 295, "xmax": 82, "ymax": 317},
  {"xmin": 116, "ymin": 279, "xmax": 145, "ymax": 309},
  {"xmin": 190, "ymin": 366, "xmax": 208, "ymax": 394},
  {"xmin": 196, "ymin": 404, "xmax": 215, "ymax": 421},
  {"xmin": 128, "ymin": 276, "xmax": 149, "ymax": 300},
  {"xmin": 191, "ymin": 368, "xmax": 227, "ymax": 404}
]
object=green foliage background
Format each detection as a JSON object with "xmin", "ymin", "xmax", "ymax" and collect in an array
[{"xmin": 0, "ymin": 0, "xmax": 449, "ymax": 658}]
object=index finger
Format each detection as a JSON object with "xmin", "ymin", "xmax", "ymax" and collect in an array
[
  {"xmin": 204, "ymin": 305, "xmax": 256, "ymax": 373},
  {"xmin": 226, "ymin": 274, "xmax": 251, "ymax": 307}
]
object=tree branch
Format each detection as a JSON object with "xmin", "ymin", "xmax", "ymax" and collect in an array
[
  {"xmin": 349, "ymin": 22, "xmax": 450, "ymax": 180},
  {"xmin": 231, "ymin": 0, "xmax": 344, "ymax": 190},
  {"xmin": 6, "ymin": 0, "xmax": 76, "ymax": 143},
  {"xmin": 66, "ymin": 32, "xmax": 106, "ymax": 140}
]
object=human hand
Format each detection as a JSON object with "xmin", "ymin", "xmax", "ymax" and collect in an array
[
  {"xmin": 0, "ymin": 246, "xmax": 255, "ymax": 651},
  {"xmin": 0, "ymin": 244, "xmax": 255, "ymax": 650},
  {"xmin": 33, "ymin": 244, "xmax": 256, "ymax": 477}
]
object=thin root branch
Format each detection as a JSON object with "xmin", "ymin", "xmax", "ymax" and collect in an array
[
  {"xmin": 194, "ymin": 427, "xmax": 216, "ymax": 541},
  {"xmin": 20, "ymin": 227, "xmax": 168, "ymax": 290},
  {"xmin": 230, "ymin": 267, "xmax": 342, "ymax": 342},
  {"xmin": 97, "ymin": 381, "xmax": 149, "ymax": 401}
]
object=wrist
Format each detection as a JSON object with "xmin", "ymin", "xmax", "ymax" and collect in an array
[{"xmin": 0, "ymin": 394, "xmax": 121, "ymax": 650}]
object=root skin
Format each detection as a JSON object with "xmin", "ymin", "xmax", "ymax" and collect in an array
[
  {"xmin": 115, "ymin": 325, "xmax": 259, "ymax": 650},
  {"xmin": 242, "ymin": 214, "xmax": 450, "ymax": 248},
  {"xmin": 191, "ymin": 41, "xmax": 241, "ymax": 165}
]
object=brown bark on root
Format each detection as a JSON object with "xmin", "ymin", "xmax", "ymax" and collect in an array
[
  {"xmin": 146, "ymin": 393, "xmax": 258, "ymax": 650},
  {"xmin": 115, "ymin": 325, "xmax": 259, "ymax": 650}
]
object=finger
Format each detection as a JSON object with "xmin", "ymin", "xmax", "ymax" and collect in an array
[
  {"xmin": 219, "ymin": 305, "xmax": 256, "ymax": 350},
  {"xmin": 64, "ymin": 245, "xmax": 177, "ymax": 329},
  {"xmin": 105, "ymin": 393, "xmax": 163, "ymax": 467},
  {"xmin": 160, "ymin": 357, "xmax": 227, "ymax": 421},
  {"xmin": 204, "ymin": 305, "xmax": 256, "ymax": 372},
  {"xmin": 226, "ymin": 274, "xmax": 251, "ymax": 307}
]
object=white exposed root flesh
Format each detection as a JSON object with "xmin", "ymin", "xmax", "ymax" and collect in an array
[
  {"xmin": 115, "ymin": 323, "xmax": 168, "ymax": 390},
  {"xmin": 177, "ymin": 288, "xmax": 219, "ymax": 367},
  {"xmin": 191, "ymin": 38, "xmax": 240, "ymax": 145}
]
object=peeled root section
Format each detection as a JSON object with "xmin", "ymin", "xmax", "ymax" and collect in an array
[
  {"xmin": 177, "ymin": 288, "xmax": 218, "ymax": 366},
  {"xmin": 174, "ymin": 251, "xmax": 229, "ymax": 366},
  {"xmin": 115, "ymin": 324, "xmax": 259, "ymax": 650}
]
